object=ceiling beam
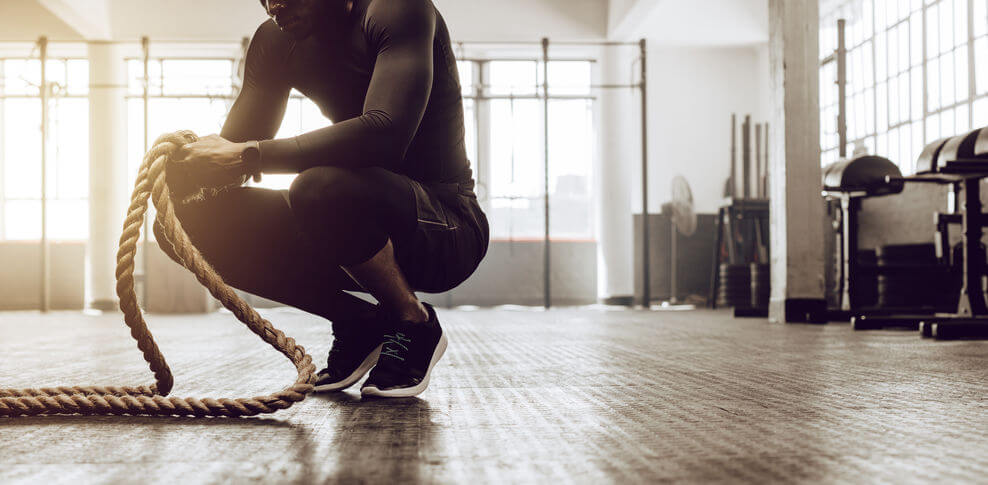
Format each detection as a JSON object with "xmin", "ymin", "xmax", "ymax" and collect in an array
[
  {"xmin": 608, "ymin": 0, "xmax": 664, "ymax": 39},
  {"xmin": 37, "ymin": 0, "xmax": 112, "ymax": 40}
]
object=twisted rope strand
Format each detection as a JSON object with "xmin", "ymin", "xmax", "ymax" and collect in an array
[{"xmin": 0, "ymin": 131, "xmax": 316, "ymax": 418}]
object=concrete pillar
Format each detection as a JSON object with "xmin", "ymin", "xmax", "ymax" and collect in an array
[
  {"xmin": 767, "ymin": 0, "xmax": 826, "ymax": 323},
  {"xmin": 595, "ymin": 47, "xmax": 636, "ymax": 304},
  {"xmin": 87, "ymin": 42, "xmax": 129, "ymax": 311}
]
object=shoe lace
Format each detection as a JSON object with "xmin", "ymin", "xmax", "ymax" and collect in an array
[{"xmin": 380, "ymin": 332, "xmax": 412, "ymax": 361}]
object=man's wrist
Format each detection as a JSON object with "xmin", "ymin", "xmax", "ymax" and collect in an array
[{"xmin": 239, "ymin": 141, "xmax": 263, "ymax": 183}]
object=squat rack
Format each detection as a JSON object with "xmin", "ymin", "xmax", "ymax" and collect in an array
[{"xmin": 9, "ymin": 35, "xmax": 649, "ymax": 311}]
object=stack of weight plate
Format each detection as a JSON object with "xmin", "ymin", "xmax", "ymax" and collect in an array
[
  {"xmin": 876, "ymin": 243, "xmax": 949, "ymax": 309},
  {"xmin": 749, "ymin": 263, "xmax": 770, "ymax": 309},
  {"xmin": 717, "ymin": 263, "xmax": 751, "ymax": 308}
]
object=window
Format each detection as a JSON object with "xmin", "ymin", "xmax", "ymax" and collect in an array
[
  {"xmin": 478, "ymin": 59, "xmax": 596, "ymax": 241},
  {"xmin": 820, "ymin": 0, "xmax": 988, "ymax": 174},
  {"xmin": 0, "ymin": 58, "xmax": 89, "ymax": 241}
]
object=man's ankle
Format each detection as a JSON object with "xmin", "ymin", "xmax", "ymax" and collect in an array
[{"xmin": 395, "ymin": 301, "xmax": 429, "ymax": 324}]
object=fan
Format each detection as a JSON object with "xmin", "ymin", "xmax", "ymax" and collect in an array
[{"xmin": 660, "ymin": 176, "xmax": 697, "ymax": 306}]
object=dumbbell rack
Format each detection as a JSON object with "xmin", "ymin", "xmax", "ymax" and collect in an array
[{"xmin": 852, "ymin": 129, "xmax": 988, "ymax": 340}]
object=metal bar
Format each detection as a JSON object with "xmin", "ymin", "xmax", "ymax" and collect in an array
[
  {"xmin": 743, "ymin": 115, "xmax": 751, "ymax": 199},
  {"xmin": 640, "ymin": 38, "xmax": 650, "ymax": 308},
  {"xmin": 541, "ymin": 37, "xmax": 551, "ymax": 310},
  {"xmin": 141, "ymin": 36, "xmax": 150, "ymax": 309},
  {"xmin": 456, "ymin": 40, "xmax": 640, "ymax": 47},
  {"xmin": 836, "ymin": 19, "xmax": 847, "ymax": 158},
  {"xmin": 39, "ymin": 36, "xmax": 50, "ymax": 313},
  {"xmin": 458, "ymin": 57, "xmax": 599, "ymax": 63},
  {"xmin": 755, "ymin": 123, "xmax": 762, "ymax": 198},
  {"xmin": 730, "ymin": 114, "xmax": 737, "ymax": 198}
]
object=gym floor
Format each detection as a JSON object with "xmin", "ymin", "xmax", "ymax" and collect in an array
[{"xmin": 1, "ymin": 307, "xmax": 985, "ymax": 483}]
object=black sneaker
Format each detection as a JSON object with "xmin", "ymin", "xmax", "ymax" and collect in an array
[
  {"xmin": 312, "ymin": 311, "xmax": 386, "ymax": 393},
  {"xmin": 361, "ymin": 303, "xmax": 448, "ymax": 398}
]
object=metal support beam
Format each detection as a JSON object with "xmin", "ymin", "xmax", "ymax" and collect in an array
[
  {"xmin": 39, "ymin": 36, "xmax": 50, "ymax": 313},
  {"xmin": 640, "ymin": 38, "xmax": 650, "ymax": 308},
  {"xmin": 141, "ymin": 36, "xmax": 150, "ymax": 309},
  {"xmin": 542, "ymin": 37, "xmax": 551, "ymax": 310},
  {"xmin": 836, "ymin": 19, "xmax": 847, "ymax": 158}
]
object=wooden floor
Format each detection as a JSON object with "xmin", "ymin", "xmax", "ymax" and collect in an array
[{"xmin": 0, "ymin": 307, "xmax": 986, "ymax": 483}]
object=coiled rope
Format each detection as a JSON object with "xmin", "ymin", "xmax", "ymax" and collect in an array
[{"xmin": 0, "ymin": 131, "xmax": 316, "ymax": 417}]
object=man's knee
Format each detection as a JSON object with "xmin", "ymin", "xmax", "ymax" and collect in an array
[{"xmin": 288, "ymin": 166, "xmax": 372, "ymax": 217}]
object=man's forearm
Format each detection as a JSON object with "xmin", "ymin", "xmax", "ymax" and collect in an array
[{"xmin": 257, "ymin": 111, "xmax": 408, "ymax": 174}]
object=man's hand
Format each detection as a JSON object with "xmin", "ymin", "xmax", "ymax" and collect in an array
[{"xmin": 167, "ymin": 134, "xmax": 252, "ymax": 201}]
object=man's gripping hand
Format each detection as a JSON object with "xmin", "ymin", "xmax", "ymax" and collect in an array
[{"xmin": 167, "ymin": 134, "xmax": 252, "ymax": 202}]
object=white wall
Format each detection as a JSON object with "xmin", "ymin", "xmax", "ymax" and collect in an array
[
  {"xmin": 645, "ymin": 46, "xmax": 769, "ymax": 213},
  {"xmin": 606, "ymin": 0, "xmax": 772, "ymax": 213}
]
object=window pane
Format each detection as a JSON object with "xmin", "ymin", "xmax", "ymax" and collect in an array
[
  {"xmin": 51, "ymin": 98, "xmax": 88, "ymax": 200},
  {"xmin": 940, "ymin": 0, "xmax": 953, "ymax": 55},
  {"xmin": 927, "ymin": 111, "xmax": 940, "ymax": 141},
  {"xmin": 878, "ymin": 81, "xmax": 889, "ymax": 129},
  {"xmin": 866, "ymin": 87, "xmax": 876, "ymax": 133},
  {"xmin": 161, "ymin": 60, "xmax": 233, "ymax": 96},
  {"xmin": 548, "ymin": 100, "xmax": 593, "ymax": 238},
  {"xmin": 898, "ymin": 72, "xmax": 910, "ymax": 123},
  {"xmin": 928, "ymin": 57, "xmax": 941, "ymax": 112},
  {"xmin": 974, "ymin": 96, "xmax": 988, "ymax": 127},
  {"xmin": 548, "ymin": 61, "xmax": 591, "ymax": 96},
  {"xmin": 955, "ymin": 0, "xmax": 968, "ymax": 47},
  {"xmin": 975, "ymin": 0, "xmax": 988, "ymax": 37},
  {"xmin": 877, "ymin": 30, "xmax": 888, "ymax": 81},
  {"xmin": 489, "ymin": 61, "xmax": 537, "ymax": 96},
  {"xmin": 489, "ymin": 98, "xmax": 544, "ymax": 239},
  {"xmin": 889, "ymin": 74, "xmax": 900, "ymax": 124},
  {"xmin": 942, "ymin": 107, "xmax": 956, "ymax": 135},
  {"xmin": 898, "ymin": 22, "xmax": 910, "ymax": 74},
  {"xmin": 3, "ymin": 60, "xmax": 41, "ymax": 95},
  {"xmin": 4, "ymin": 99, "xmax": 41, "ymax": 199},
  {"xmin": 4, "ymin": 200, "xmax": 40, "ymax": 240},
  {"xmin": 66, "ymin": 60, "xmax": 89, "ymax": 96},
  {"xmin": 941, "ymin": 54, "xmax": 955, "ymax": 107},
  {"xmin": 927, "ymin": 4, "xmax": 940, "ymax": 57},
  {"xmin": 912, "ymin": 67, "xmax": 923, "ymax": 120},
  {"xmin": 956, "ymin": 46, "xmax": 970, "ymax": 104},
  {"xmin": 457, "ymin": 60, "xmax": 473, "ymax": 96},
  {"xmin": 956, "ymin": 103, "xmax": 970, "ymax": 132},
  {"xmin": 47, "ymin": 200, "xmax": 87, "ymax": 240},
  {"xmin": 977, "ymin": 37, "xmax": 988, "ymax": 95},
  {"xmin": 911, "ymin": 13, "xmax": 923, "ymax": 66}
]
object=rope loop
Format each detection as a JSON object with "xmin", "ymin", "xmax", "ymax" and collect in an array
[{"xmin": 0, "ymin": 131, "xmax": 316, "ymax": 418}]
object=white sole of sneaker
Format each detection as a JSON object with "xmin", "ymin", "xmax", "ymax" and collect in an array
[
  {"xmin": 360, "ymin": 332, "xmax": 448, "ymax": 398},
  {"xmin": 312, "ymin": 344, "xmax": 382, "ymax": 393}
]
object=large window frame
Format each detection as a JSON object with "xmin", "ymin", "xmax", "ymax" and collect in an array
[
  {"xmin": 0, "ymin": 56, "xmax": 89, "ymax": 241},
  {"xmin": 821, "ymin": 0, "xmax": 988, "ymax": 173}
]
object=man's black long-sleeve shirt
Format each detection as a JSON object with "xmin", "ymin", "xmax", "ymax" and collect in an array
[{"xmin": 220, "ymin": 0, "xmax": 472, "ymax": 187}]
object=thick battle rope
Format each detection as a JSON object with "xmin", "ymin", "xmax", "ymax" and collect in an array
[{"xmin": 0, "ymin": 131, "xmax": 316, "ymax": 417}]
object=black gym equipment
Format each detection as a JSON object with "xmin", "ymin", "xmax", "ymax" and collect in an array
[
  {"xmin": 850, "ymin": 127, "xmax": 988, "ymax": 340},
  {"xmin": 711, "ymin": 114, "xmax": 770, "ymax": 317},
  {"xmin": 823, "ymin": 155, "xmax": 949, "ymax": 326}
]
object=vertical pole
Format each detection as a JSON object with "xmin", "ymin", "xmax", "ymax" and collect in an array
[
  {"xmin": 640, "ymin": 38, "xmax": 650, "ymax": 308},
  {"xmin": 836, "ymin": 18, "xmax": 847, "ymax": 158},
  {"xmin": 755, "ymin": 123, "xmax": 762, "ymax": 198},
  {"xmin": 763, "ymin": 123, "xmax": 769, "ymax": 199},
  {"xmin": 39, "ymin": 36, "xmax": 50, "ymax": 313},
  {"xmin": 141, "ymin": 36, "xmax": 150, "ymax": 309},
  {"xmin": 730, "ymin": 114, "xmax": 737, "ymax": 198},
  {"xmin": 743, "ymin": 115, "xmax": 751, "ymax": 199},
  {"xmin": 541, "ymin": 37, "xmax": 551, "ymax": 309}
]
